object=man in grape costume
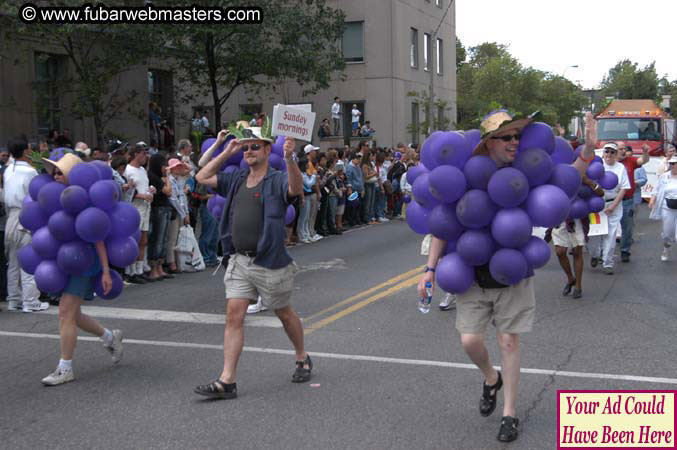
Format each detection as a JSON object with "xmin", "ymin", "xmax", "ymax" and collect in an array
[{"xmin": 417, "ymin": 111, "xmax": 597, "ymax": 442}]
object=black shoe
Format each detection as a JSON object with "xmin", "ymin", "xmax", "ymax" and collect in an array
[
  {"xmin": 128, "ymin": 275, "xmax": 147, "ymax": 284},
  {"xmin": 194, "ymin": 380, "xmax": 237, "ymax": 399},
  {"xmin": 621, "ymin": 252, "xmax": 630, "ymax": 263},
  {"xmin": 497, "ymin": 416, "xmax": 519, "ymax": 442},
  {"xmin": 562, "ymin": 279, "xmax": 575, "ymax": 296},
  {"xmin": 480, "ymin": 371, "xmax": 502, "ymax": 417},
  {"xmin": 291, "ymin": 354, "xmax": 313, "ymax": 383},
  {"xmin": 590, "ymin": 257, "xmax": 598, "ymax": 268}
]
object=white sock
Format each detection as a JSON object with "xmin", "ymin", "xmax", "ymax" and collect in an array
[
  {"xmin": 58, "ymin": 359, "xmax": 72, "ymax": 371},
  {"xmin": 101, "ymin": 329, "xmax": 113, "ymax": 347},
  {"xmin": 135, "ymin": 261, "xmax": 144, "ymax": 275}
]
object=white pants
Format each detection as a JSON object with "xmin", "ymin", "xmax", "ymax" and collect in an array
[
  {"xmin": 4, "ymin": 210, "xmax": 39, "ymax": 305},
  {"xmin": 662, "ymin": 207, "xmax": 677, "ymax": 246},
  {"xmin": 589, "ymin": 206, "xmax": 623, "ymax": 268}
]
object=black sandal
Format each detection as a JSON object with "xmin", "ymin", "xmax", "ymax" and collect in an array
[
  {"xmin": 291, "ymin": 354, "xmax": 313, "ymax": 383},
  {"xmin": 562, "ymin": 279, "xmax": 575, "ymax": 296},
  {"xmin": 497, "ymin": 416, "xmax": 519, "ymax": 442},
  {"xmin": 194, "ymin": 379, "xmax": 237, "ymax": 399},
  {"xmin": 480, "ymin": 371, "xmax": 502, "ymax": 417}
]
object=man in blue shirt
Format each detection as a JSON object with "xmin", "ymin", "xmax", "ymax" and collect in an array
[{"xmin": 194, "ymin": 126, "xmax": 310, "ymax": 399}]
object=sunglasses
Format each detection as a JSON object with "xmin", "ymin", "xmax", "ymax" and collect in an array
[
  {"xmin": 603, "ymin": 149, "xmax": 617, "ymax": 154},
  {"xmin": 490, "ymin": 133, "xmax": 521, "ymax": 142},
  {"xmin": 669, "ymin": 162, "xmax": 677, "ymax": 166},
  {"xmin": 241, "ymin": 143, "xmax": 263, "ymax": 152},
  {"xmin": 53, "ymin": 170, "xmax": 63, "ymax": 176}
]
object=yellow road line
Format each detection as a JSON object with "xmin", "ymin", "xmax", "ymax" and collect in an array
[
  {"xmin": 304, "ymin": 274, "xmax": 420, "ymax": 335},
  {"xmin": 302, "ymin": 265, "xmax": 423, "ymax": 323}
]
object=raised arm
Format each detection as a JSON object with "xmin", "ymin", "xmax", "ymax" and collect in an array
[
  {"xmin": 196, "ymin": 130, "xmax": 242, "ymax": 189},
  {"xmin": 637, "ymin": 144, "xmax": 650, "ymax": 166},
  {"xmin": 572, "ymin": 112, "xmax": 597, "ymax": 175},
  {"xmin": 284, "ymin": 137, "xmax": 303, "ymax": 197}
]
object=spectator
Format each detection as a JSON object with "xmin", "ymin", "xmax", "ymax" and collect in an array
[
  {"xmin": 361, "ymin": 151, "xmax": 378, "ymax": 224},
  {"xmin": 334, "ymin": 162, "xmax": 347, "ymax": 231},
  {"xmin": 0, "ymin": 147, "xmax": 9, "ymax": 166},
  {"xmin": 318, "ymin": 119, "xmax": 331, "ymax": 139},
  {"xmin": 195, "ymin": 174, "xmax": 219, "ymax": 267},
  {"xmin": 323, "ymin": 158, "xmax": 341, "ymax": 235},
  {"xmin": 111, "ymin": 156, "xmax": 134, "ymax": 202},
  {"xmin": 249, "ymin": 113, "xmax": 259, "ymax": 127},
  {"xmin": 146, "ymin": 153, "xmax": 173, "ymax": 281},
  {"xmin": 55, "ymin": 128, "xmax": 73, "ymax": 148},
  {"xmin": 124, "ymin": 143, "xmax": 153, "ymax": 284},
  {"xmin": 149, "ymin": 102, "xmax": 161, "ymax": 147},
  {"xmin": 74, "ymin": 141, "xmax": 91, "ymax": 160},
  {"xmin": 0, "ymin": 147, "xmax": 7, "ymax": 303},
  {"xmin": 303, "ymin": 144, "xmax": 322, "ymax": 241},
  {"xmin": 176, "ymin": 139, "xmax": 196, "ymax": 175},
  {"xmin": 657, "ymin": 145, "xmax": 676, "ymax": 176},
  {"xmin": 166, "ymin": 158, "xmax": 191, "ymax": 274},
  {"xmin": 331, "ymin": 97, "xmax": 341, "ymax": 136},
  {"xmin": 91, "ymin": 147, "xmax": 109, "ymax": 162},
  {"xmin": 360, "ymin": 121, "xmax": 375, "ymax": 138},
  {"xmin": 255, "ymin": 112, "xmax": 266, "ymax": 127},
  {"xmin": 345, "ymin": 151, "xmax": 364, "ymax": 226},
  {"xmin": 351, "ymin": 104, "xmax": 361, "ymax": 137},
  {"xmin": 298, "ymin": 158, "xmax": 316, "ymax": 244},
  {"xmin": 387, "ymin": 152, "xmax": 406, "ymax": 218}
]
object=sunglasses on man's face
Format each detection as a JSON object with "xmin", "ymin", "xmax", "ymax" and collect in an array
[
  {"xmin": 669, "ymin": 162, "xmax": 677, "ymax": 166},
  {"xmin": 53, "ymin": 170, "xmax": 63, "ymax": 176},
  {"xmin": 604, "ymin": 149, "xmax": 617, "ymax": 154},
  {"xmin": 490, "ymin": 133, "xmax": 521, "ymax": 142},
  {"xmin": 241, "ymin": 143, "xmax": 263, "ymax": 152}
]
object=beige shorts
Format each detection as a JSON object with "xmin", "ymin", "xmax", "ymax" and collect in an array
[
  {"xmin": 552, "ymin": 220, "xmax": 585, "ymax": 248},
  {"xmin": 455, "ymin": 277, "xmax": 535, "ymax": 334},
  {"xmin": 132, "ymin": 199, "xmax": 151, "ymax": 232},
  {"xmin": 224, "ymin": 253, "xmax": 298, "ymax": 310}
]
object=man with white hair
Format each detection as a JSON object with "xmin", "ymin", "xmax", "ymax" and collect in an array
[{"xmin": 74, "ymin": 142, "xmax": 91, "ymax": 160}]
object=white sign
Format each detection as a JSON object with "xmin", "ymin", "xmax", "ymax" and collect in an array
[
  {"xmin": 640, "ymin": 156, "xmax": 662, "ymax": 199},
  {"xmin": 587, "ymin": 212, "xmax": 609, "ymax": 237},
  {"xmin": 272, "ymin": 104, "xmax": 316, "ymax": 142}
]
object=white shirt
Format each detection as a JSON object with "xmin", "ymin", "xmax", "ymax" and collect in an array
[
  {"xmin": 124, "ymin": 164, "xmax": 150, "ymax": 195},
  {"xmin": 663, "ymin": 174, "xmax": 677, "ymax": 200},
  {"xmin": 201, "ymin": 116, "xmax": 209, "ymax": 129},
  {"xmin": 331, "ymin": 102, "xmax": 341, "ymax": 119},
  {"xmin": 602, "ymin": 161, "xmax": 630, "ymax": 201},
  {"xmin": 351, "ymin": 108, "xmax": 361, "ymax": 123},
  {"xmin": 2, "ymin": 161, "xmax": 37, "ymax": 209}
]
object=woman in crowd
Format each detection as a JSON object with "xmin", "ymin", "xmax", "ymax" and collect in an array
[
  {"xmin": 40, "ymin": 154, "xmax": 122, "ymax": 386},
  {"xmin": 166, "ymin": 158, "xmax": 190, "ymax": 274},
  {"xmin": 146, "ymin": 153, "xmax": 174, "ymax": 281},
  {"xmin": 335, "ymin": 161, "xmax": 347, "ymax": 232},
  {"xmin": 361, "ymin": 150, "xmax": 378, "ymax": 224},
  {"xmin": 298, "ymin": 158, "xmax": 316, "ymax": 244},
  {"xmin": 374, "ymin": 151, "xmax": 389, "ymax": 222},
  {"xmin": 649, "ymin": 155, "xmax": 677, "ymax": 261},
  {"xmin": 111, "ymin": 156, "xmax": 135, "ymax": 202},
  {"xmin": 657, "ymin": 144, "xmax": 676, "ymax": 176}
]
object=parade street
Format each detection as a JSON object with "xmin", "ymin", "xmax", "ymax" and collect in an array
[{"xmin": 1, "ymin": 206, "xmax": 675, "ymax": 450}]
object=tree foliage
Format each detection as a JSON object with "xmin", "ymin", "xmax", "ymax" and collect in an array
[{"xmin": 600, "ymin": 59, "xmax": 659, "ymax": 101}]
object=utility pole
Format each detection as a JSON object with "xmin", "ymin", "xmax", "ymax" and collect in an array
[{"xmin": 428, "ymin": 0, "xmax": 454, "ymax": 136}]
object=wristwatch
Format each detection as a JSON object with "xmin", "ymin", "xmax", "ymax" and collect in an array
[
  {"xmin": 286, "ymin": 153, "xmax": 298, "ymax": 163},
  {"xmin": 424, "ymin": 265, "xmax": 435, "ymax": 273}
]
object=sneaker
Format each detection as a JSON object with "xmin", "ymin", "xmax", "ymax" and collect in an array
[
  {"xmin": 603, "ymin": 266, "xmax": 614, "ymax": 275},
  {"xmin": 247, "ymin": 297, "xmax": 268, "ymax": 314},
  {"xmin": 661, "ymin": 247, "xmax": 669, "ymax": 262},
  {"xmin": 311, "ymin": 234, "xmax": 323, "ymax": 242},
  {"xmin": 299, "ymin": 238, "xmax": 311, "ymax": 244},
  {"xmin": 22, "ymin": 301, "xmax": 50, "ymax": 313},
  {"xmin": 106, "ymin": 329, "xmax": 124, "ymax": 364},
  {"xmin": 439, "ymin": 293, "xmax": 456, "ymax": 311},
  {"xmin": 7, "ymin": 301, "xmax": 21, "ymax": 311},
  {"xmin": 42, "ymin": 367, "xmax": 75, "ymax": 386},
  {"xmin": 621, "ymin": 252, "xmax": 630, "ymax": 263},
  {"xmin": 378, "ymin": 217, "xmax": 389, "ymax": 222},
  {"xmin": 590, "ymin": 257, "xmax": 599, "ymax": 268}
]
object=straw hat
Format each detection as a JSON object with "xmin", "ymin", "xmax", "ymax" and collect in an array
[
  {"xmin": 472, "ymin": 110, "xmax": 538, "ymax": 156},
  {"xmin": 42, "ymin": 153, "xmax": 83, "ymax": 183}
]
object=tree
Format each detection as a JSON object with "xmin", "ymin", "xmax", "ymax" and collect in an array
[
  {"xmin": 2, "ymin": 1, "xmax": 156, "ymax": 148},
  {"xmin": 600, "ymin": 59, "xmax": 659, "ymax": 100},
  {"xmin": 158, "ymin": 0, "xmax": 345, "ymax": 130},
  {"xmin": 455, "ymin": 37, "xmax": 466, "ymax": 71},
  {"xmin": 407, "ymin": 90, "xmax": 452, "ymax": 138}
]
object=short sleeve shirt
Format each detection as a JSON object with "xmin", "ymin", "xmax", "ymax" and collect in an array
[{"xmin": 602, "ymin": 161, "xmax": 631, "ymax": 201}]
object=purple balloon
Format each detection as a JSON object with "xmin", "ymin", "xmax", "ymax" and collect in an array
[
  {"xmin": 487, "ymin": 167, "xmax": 529, "ymax": 208},
  {"xmin": 285, "ymin": 204, "xmax": 296, "ymax": 225},
  {"xmin": 513, "ymin": 148, "xmax": 553, "ymax": 187},
  {"xmin": 109, "ymin": 202, "xmax": 141, "ymax": 238},
  {"xmin": 456, "ymin": 189, "xmax": 497, "ymax": 229},
  {"xmin": 593, "ymin": 155, "xmax": 603, "ymax": 164},
  {"xmin": 428, "ymin": 165, "xmax": 467, "ymax": 204},
  {"xmin": 206, "ymin": 195, "xmax": 218, "ymax": 211},
  {"xmin": 38, "ymin": 182, "xmax": 66, "ymax": 215},
  {"xmin": 463, "ymin": 155, "xmax": 497, "ymax": 190},
  {"xmin": 222, "ymin": 164, "xmax": 239, "ymax": 174},
  {"xmin": 132, "ymin": 228, "xmax": 142, "ymax": 243},
  {"xmin": 520, "ymin": 236, "xmax": 551, "ymax": 269},
  {"xmin": 549, "ymin": 164, "xmax": 582, "ymax": 199},
  {"xmin": 550, "ymin": 136, "xmax": 575, "ymax": 165},
  {"xmin": 272, "ymin": 135, "xmax": 285, "ymax": 157},
  {"xmin": 19, "ymin": 201, "xmax": 49, "ymax": 232},
  {"xmin": 420, "ymin": 131, "xmax": 444, "ymax": 169},
  {"xmin": 17, "ymin": 244, "xmax": 42, "ymax": 275},
  {"xmin": 89, "ymin": 180, "xmax": 120, "ymax": 211},
  {"xmin": 32, "ymin": 227, "xmax": 61, "ymax": 259},
  {"xmin": 427, "ymin": 203, "xmax": 464, "ymax": 241},
  {"xmin": 105, "ymin": 236, "xmax": 139, "ymax": 268},
  {"xmin": 411, "ymin": 173, "xmax": 438, "ymax": 209},
  {"xmin": 57, "ymin": 240, "xmax": 96, "ymax": 275},
  {"xmin": 587, "ymin": 195, "xmax": 604, "ymax": 213},
  {"xmin": 90, "ymin": 160, "xmax": 114, "ymax": 180},
  {"xmin": 95, "ymin": 270, "xmax": 124, "ymax": 300},
  {"xmin": 489, "ymin": 248, "xmax": 528, "ymax": 285},
  {"xmin": 491, "ymin": 208, "xmax": 532, "ymax": 249},
  {"xmin": 430, "ymin": 131, "xmax": 472, "ymax": 168},
  {"xmin": 569, "ymin": 198, "xmax": 589, "ymax": 219},
  {"xmin": 586, "ymin": 162, "xmax": 604, "ymax": 181},
  {"xmin": 224, "ymin": 136, "xmax": 241, "ymax": 165},
  {"xmin": 47, "ymin": 210, "xmax": 77, "ymax": 242},
  {"xmin": 269, "ymin": 153, "xmax": 284, "ymax": 171},
  {"xmin": 29, "ymin": 174, "xmax": 54, "ymax": 201},
  {"xmin": 34, "ymin": 260, "xmax": 68, "ymax": 293},
  {"xmin": 574, "ymin": 145, "xmax": 584, "ymax": 160},
  {"xmin": 406, "ymin": 164, "xmax": 429, "ymax": 185},
  {"xmin": 212, "ymin": 206, "xmax": 223, "ymax": 220},
  {"xmin": 578, "ymin": 184, "xmax": 593, "ymax": 199},
  {"xmin": 402, "ymin": 194, "xmax": 412, "ymax": 204},
  {"xmin": 436, "ymin": 252, "xmax": 475, "ymax": 294},
  {"xmin": 49, "ymin": 147, "xmax": 70, "ymax": 162},
  {"xmin": 464, "ymin": 129, "xmax": 482, "ymax": 150},
  {"xmin": 405, "ymin": 201, "xmax": 431, "ymax": 234},
  {"xmin": 518, "ymin": 122, "xmax": 555, "ymax": 154},
  {"xmin": 239, "ymin": 157, "xmax": 249, "ymax": 170},
  {"xmin": 444, "ymin": 239, "xmax": 457, "ymax": 254},
  {"xmin": 76, "ymin": 207, "xmax": 112, "ymax": 243},
  {"xmin": 60, "ymin": 185, "xmax": 90, "ymax": 215},
  {"xmin": 457, "ymin": 229, "xmax": 495, "ymax": 266},
  {"xmin": 68, "ymin": 163, "xmax": 101, "ymax": 191},
  {"xmin": 598, "ymin": 171, "xmax": 618, "ymax": 190},
  {"xmin": 525, "ymin": 185, "xmax": 571, "ymax": 228}
]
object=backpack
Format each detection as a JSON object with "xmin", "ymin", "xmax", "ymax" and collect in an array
[{"xmin": 387, "ymin": 161, "xmax": 405, "ymax": 182}]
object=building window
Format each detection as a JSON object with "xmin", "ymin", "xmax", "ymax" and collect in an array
[
  {"xmin": 148, "ymin": 69, "xmax": 174, "ymax": 148},
  {"xmin": 436, "ymin": 38, "xmax": 443, "ymax": 75},
  {"xmin": 411, "ymin": 102, "xmax": 419, "ymax": 146},
  {"xmin": 34, "ymin": 52, "xmax": 65, "ymax": 138},
  {"xmin": 437, "ymin": 105, "xmax": 445, "ymax": 129},
  {"xmin": 342, "ymin": 21, "xmax": 364, "ymax": 63},
  {"xmin": 423, "ymin": 33, "xmax": 431, "ymax": 71},
  {"xmin": 410, "ymin": 28, "xmax": 418, "ymax": 68}
]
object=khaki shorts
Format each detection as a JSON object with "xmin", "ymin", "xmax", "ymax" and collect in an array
[
  {"xmin": 552, "ymin": 220, "xmax": 585, "ymax": 248},
  {"xmin": 224, "ymin": 253, "xmax": 298, "ymax": 310},
  {"xmin": 132, "ymin": 199, "xmax": 151, "ymax": 232},
  {"xmin": 455, "ymin": 277, "xmax": 535, "ymax": 334}
]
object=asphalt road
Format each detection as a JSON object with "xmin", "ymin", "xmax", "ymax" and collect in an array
[{"xmin": 1, "ymin": 204, "xmax": 675, "ymax": 450}]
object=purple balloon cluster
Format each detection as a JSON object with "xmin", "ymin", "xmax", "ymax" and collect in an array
[
  {"xmin": 406, "ymin": 123, "xmax": 589, "ymax": 294},
  {"xmin": 564, "ymin": 157, "xmax": 618, "ymax": 219},
  {"xmin": 207, "ymin": 195, "xmax": 227, "ymax": 220},
  {"xmin": 17, "ymin": 161, "xmax": 140, "ymax": 299}
]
